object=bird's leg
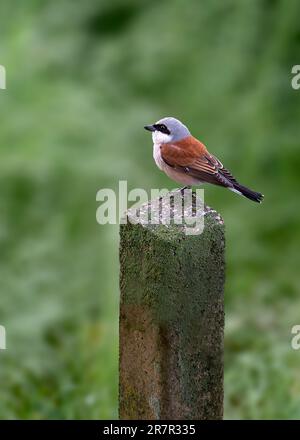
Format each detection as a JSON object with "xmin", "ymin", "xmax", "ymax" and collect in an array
[
  {"xmin": 178, "ymin": 185, "xmax": 191, "ymax": 196},
  {"xmin": 174, "ymin": 185, "xmax": 191, "ymax": 192}
]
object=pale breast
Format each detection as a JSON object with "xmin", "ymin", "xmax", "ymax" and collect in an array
[
  {"xmin": 152, "ymin": 143, "xmax": 201, "ymax": 186},
  {"xmin": 153, "ymin": 143, "xmax": 165, "ymax": 171}
]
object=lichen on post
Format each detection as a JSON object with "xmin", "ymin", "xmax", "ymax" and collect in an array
[{"xmin": 119, "ymin": 190, "xmax": 225, "ymax": 420}]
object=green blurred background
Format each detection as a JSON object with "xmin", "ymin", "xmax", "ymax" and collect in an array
[{"xmin": 0, "ymin": 0, "xmax": 300, "ymax": 419}]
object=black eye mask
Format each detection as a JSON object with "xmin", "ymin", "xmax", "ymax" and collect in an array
[{"xmin": 153, "ymin": 124, "xmax": 171, "ymax": 135}]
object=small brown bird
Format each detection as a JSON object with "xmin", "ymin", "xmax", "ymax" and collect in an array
[{"xmin": 144, "ymin": 117, "xmax": 263, "ymax": 203}]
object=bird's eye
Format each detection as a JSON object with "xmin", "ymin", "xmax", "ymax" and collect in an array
[{"xmin": 154, "ymin": 124, "xmax": 170, "ymax": 135}]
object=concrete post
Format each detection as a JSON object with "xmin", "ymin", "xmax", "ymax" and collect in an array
[{"xmin": 119, "ymin": 190, "xmax": 225, "ymax": 420}]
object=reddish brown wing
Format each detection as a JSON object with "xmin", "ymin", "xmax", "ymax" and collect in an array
[
  {"xmin": 161, "ymin": 136, "xmax": 237, "ymax": 188},
  {"xmin": 160, "ymin": 136, "xmax": 207, "ymax": 166}
]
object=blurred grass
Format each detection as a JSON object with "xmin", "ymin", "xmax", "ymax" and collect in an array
[{"xmin": 0, "ymin": 0, "xmax": 300, "ymax": 419}]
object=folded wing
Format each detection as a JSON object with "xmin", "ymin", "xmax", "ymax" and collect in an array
[
  {"xmin": 160, "ymin": 136, "xmax": 237, "ymax": 189},
  {"xmin": 160, "ymin": 136, "xmax": 264, "ymax": 202}
]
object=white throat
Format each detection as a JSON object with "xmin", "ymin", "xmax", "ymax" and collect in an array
[{"xmin": 152, "ymin": 131, "xmax": 172, "ymax": 144}]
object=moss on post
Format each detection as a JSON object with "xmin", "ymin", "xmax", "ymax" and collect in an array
[{"xmin": 119, "ymin": 190, "xmax": 225, "ymax": 420}]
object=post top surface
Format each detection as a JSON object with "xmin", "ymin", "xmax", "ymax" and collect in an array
[{"xmin": 124, "ymin": 189, "xmax": 224, "ymax": 239}]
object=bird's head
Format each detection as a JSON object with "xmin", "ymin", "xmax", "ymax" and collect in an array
[{"xmin": 144, "ymin": 117, "xmax": 190, "ymax": 144}]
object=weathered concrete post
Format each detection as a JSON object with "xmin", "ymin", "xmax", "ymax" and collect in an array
[{"xmin": 119, "ymin": 190, "xmax": 225, "ymax": 420}]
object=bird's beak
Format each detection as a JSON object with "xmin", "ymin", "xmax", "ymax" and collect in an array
[{"xmin": 144, "ymin": 125, "xmax": 156, "ymax": 132}]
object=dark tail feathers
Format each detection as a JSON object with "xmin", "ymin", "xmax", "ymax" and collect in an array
[{"xmin": 232, "ymin": 183, "xmax": 264, "ymax": 203}]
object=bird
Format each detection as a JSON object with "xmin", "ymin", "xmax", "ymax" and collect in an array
[{"xmin": 144, "ymin": 117, "xmax": 264, "ymax": 203}]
